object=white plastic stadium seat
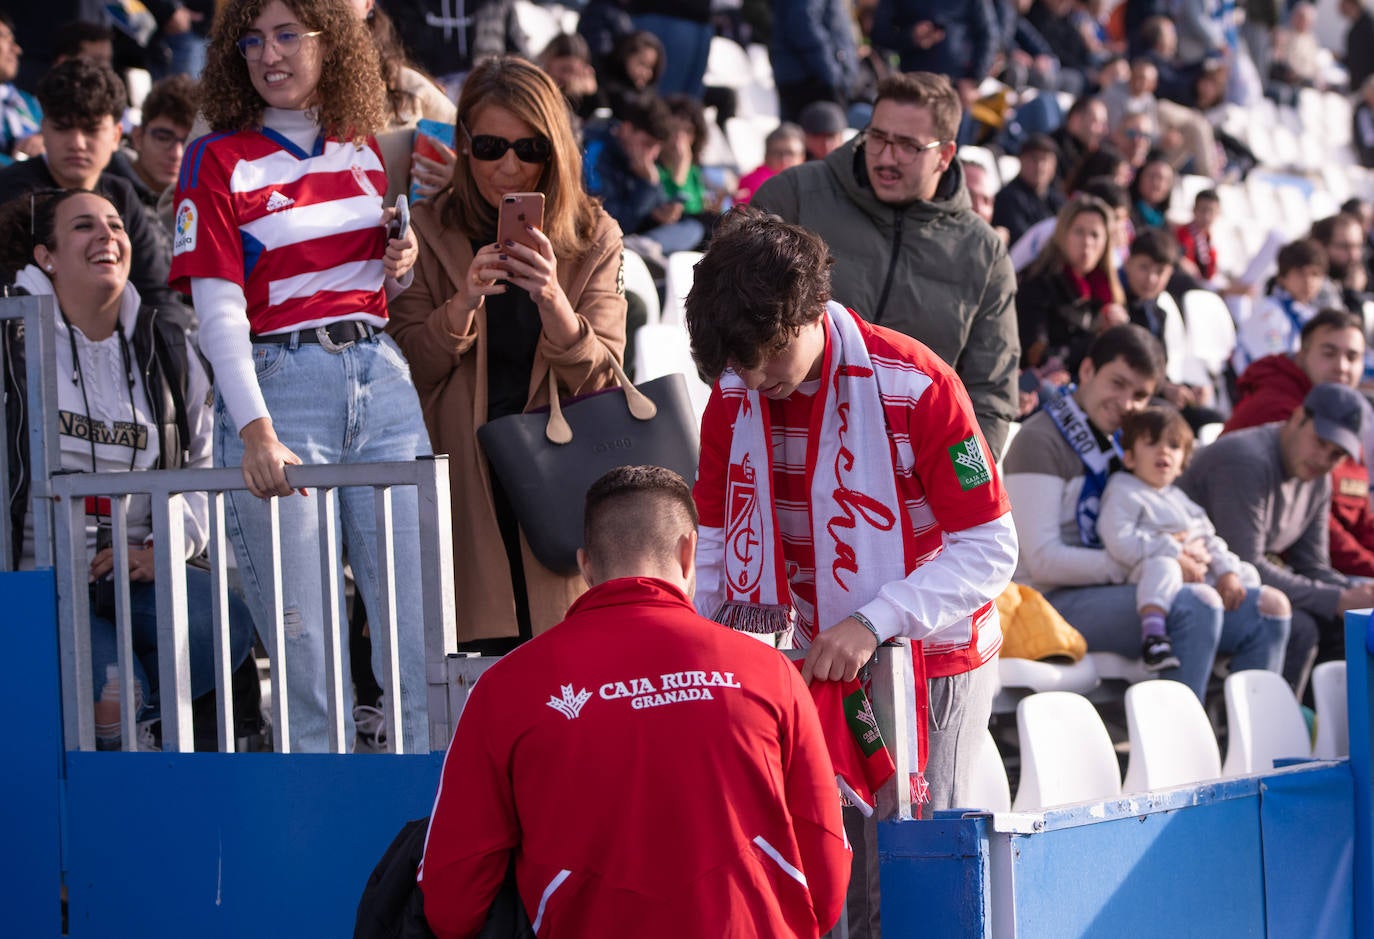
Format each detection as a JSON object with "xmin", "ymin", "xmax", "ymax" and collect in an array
[
  {"xmin": 1122, "ymin": 679, "xmax": 1222, "ymax": 793},
  {"xmin": 1312, "ymin": 660, "xmax": 1348, "ymax": 759},
  {"xmin": 1177, "ymin": 290, "xmax": 1237, "ymax": 393},
  {"xmin": 703, "ymin": 36, "xmax": 752, "ymax": 90},
  {"xmin": 1088, "ymin": 651, "xmax": 1153, "ymax": 686},
  {"xmin": 632, "ymin": 323, "xmax": 713, "ymax": 421},
  {"xmin": 620, "ymin": 249, "xmax": 661, "ymax": 327},
  {"xmin": 660, "ymin": 251, "xmax": 703, "ymax": 326},
  {"xmin": 1012, "ymin": 692, "xmax": 1121, "ymax": 811},
  {"xmin": 724, "ymin": 116, "xmax": 776, "ymax": 177},
  {"xmin": 1221, "ymin": 670, "xmax": 1312, "ymax": 775},
  {"xmin": 513, "ymin": 0, "xmax": 561, "ymax": 60},
  {"xmin": 964, "ymin": 729, "xmax": 1012, "ymax": 812}
]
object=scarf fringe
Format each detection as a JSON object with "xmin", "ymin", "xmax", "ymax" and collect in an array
[{"xmin": 712, "ymin": 601, "xmax": 791, "ymax": 635}]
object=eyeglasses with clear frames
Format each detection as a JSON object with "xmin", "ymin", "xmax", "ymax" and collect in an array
[
  {"xmin": 860, "ymin": 128, "xmax": 945, "ymax": 164},
  {"xmin": 236, "ymin": 28, "xmax": 323, "ymax": 61}
]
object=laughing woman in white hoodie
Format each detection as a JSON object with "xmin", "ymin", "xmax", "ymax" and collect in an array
[{"xmin": 0, "ymin": 189, "xmax": 257, "ymax": 750}]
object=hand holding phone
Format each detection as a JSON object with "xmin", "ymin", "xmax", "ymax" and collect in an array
[
  {"xmin": 497, "ymin": 192, "xmax": 545, "ymax": 251},
  {"xmin": 388, "ymin": 194, "xmax": 411, "ymax": 241}
]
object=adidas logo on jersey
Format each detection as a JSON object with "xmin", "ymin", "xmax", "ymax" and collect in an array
[{"xmin": 265, "ymin": 190, "xmax": 295, "ymax": 211}]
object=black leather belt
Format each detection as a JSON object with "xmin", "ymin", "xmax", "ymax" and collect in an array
[{"xmin": 251, "ymin": 321, "xmax": 378, "ymax": 351}]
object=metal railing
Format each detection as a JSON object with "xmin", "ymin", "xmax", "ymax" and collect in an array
[
  {"xmin": 50, "ymin": 459, "xmax": 458, "ymax": 754},
  {"xmin": 441, "ymin": 642, "xmax": 917, "ymax": 821},
  {"xmin": 0, "ymin": 292, "xmax": 62, "ymax": 573}
]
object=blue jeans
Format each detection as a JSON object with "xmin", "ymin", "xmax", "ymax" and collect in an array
[
  {"xmin": 644, "ymin": 217, "xmax": 704, "ymax": 254},
  {"xmin": 215, "ymin": 333, "xmax": 431, "ymax": 752},
  {"xmin": 632, "ymin": 14, "xmax": 712, "ymax": 98},
  {"xmin": 89, "ymin": 569, "xmax": 256, "ymax": 718},
  {"xmin": 154, "ymin": 31, "xmax": 208, "ymax": 79},
  {"xmin": 1044, "ymin": 583, "xmax": 1291, "ymax": 701}
]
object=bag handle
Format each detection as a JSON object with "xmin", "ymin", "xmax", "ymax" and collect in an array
[{"xmin": 545, "ymin": 355, "xmax": 658, "ymax": 444}]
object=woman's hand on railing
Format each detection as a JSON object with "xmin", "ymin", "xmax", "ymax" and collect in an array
[
  {"xmin": 239, "ymin": 418, "xmax": 307, "ymax": 499},
  {"xmin": 497, "ymin": 226, "xmax": 579, "ymax": 347}
]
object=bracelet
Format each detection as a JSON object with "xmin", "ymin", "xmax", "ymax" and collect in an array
[{"xmin": 851, "ymin": 612, "xmax": 882, "ymax": 644}]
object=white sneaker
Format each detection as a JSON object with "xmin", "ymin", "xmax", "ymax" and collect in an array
[
  {"xmin": 136, "ymin": 719, "xmax": 162, "ymax": 752},
  {"xmin": 354, "ymin": 700, "xmax": 388, "ymax": 753}
]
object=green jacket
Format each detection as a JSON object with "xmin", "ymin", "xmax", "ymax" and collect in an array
[{"xmin": 752, "ymin": 139, "xmax": 1019, "ymax": 457}]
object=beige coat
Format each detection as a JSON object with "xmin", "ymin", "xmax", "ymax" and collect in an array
[{"xmin": 388, "ymin": 197, "xmax": 627, "ymax": 643}]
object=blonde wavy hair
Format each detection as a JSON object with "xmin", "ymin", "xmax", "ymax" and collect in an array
[
  {"xmin": 440, "ymin": 56, "xmax": 600, "ymax": 258},
  {"xmin": 199, "ymin": 0, "xmax": 387, "ymax": 143},
  {"xmin": 1026, "ymin": 194, "xmax": 1125, "ymax": 305}
]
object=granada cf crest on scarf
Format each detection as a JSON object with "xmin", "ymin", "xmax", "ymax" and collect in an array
[{"xmin": 726, "ymin": 455, "xmax": 765, "ymax": 594}]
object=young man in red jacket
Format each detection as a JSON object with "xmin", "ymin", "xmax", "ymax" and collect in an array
[
  {"xmin": 420, "ymin": 466, "xmax": 851, "ymax": 939},
  {"xmin": 1224, "ymin": 308, "xmax": 1374, "ymax": 577}
]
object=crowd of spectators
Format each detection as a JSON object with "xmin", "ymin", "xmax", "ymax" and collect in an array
[{"xmin": 4, "ymin": 1, "xmax": 1374, "ymax": 928}]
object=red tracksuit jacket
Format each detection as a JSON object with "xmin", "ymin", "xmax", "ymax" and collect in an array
[{"xmin": 419, "ymin": 577, "xmax": 852, "ymax": 938}]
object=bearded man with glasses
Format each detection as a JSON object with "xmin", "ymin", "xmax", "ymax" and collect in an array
[{"xmin": 752, "ymin": 71, "xmax": 1018, "ymax": 461}]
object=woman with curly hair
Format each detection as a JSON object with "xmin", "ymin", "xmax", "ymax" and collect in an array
[
  {"xmin": 388, "ymin": 57, "xmax": 627, "ymax": 651},
  {"xmin": 170, "ymin": 0, "xmax": 432, "ymax": 753}
]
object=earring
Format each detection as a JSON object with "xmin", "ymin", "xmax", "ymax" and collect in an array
[{"xmin": 45, "ymin": 265, "xmax": 53, "ymax": 272}]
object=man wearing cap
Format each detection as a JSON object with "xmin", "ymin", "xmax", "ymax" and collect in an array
[
  {"xmin": 752, "ymin": 70, "xmax": 1019, "ymax": 458},
  {"xmin": 1180, "ymin": 383, "xmax": 1374, "ymax": 696},
  {"xmin": 992, "ymin": 133, "xmax": 1064, "ymax": 247},
  {"xmin": 799, "ymin": 100, "xmax": 849, "ymax": 161}
]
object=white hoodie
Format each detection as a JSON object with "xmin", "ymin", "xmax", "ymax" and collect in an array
[{"xmin": 16, "ymin": 264, "xmax": 214, "ymax": 566}]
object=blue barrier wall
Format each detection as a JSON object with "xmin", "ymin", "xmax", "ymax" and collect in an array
[
  {"xmin": 9, "ymin": 565, "xmax": 1372, "ymax": 936},
  {"xmin": 879, "ymin": 763, "xmax": 1354, "ymax": 939},
  {"xmin": 63, "ymin": 752, "xmax": 445, "ymax": 937},
  {"xmin": 3, "ymin": 570, "xmax": 63, "ymax": 937}
]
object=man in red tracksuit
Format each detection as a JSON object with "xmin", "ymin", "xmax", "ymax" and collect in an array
[
  {"xmin": 420, "ymin": 466, "xmax": 851, "ymax": 939},
  {"xmin": 1224, "ymin": 307, "xmax": 1374, "ymax": 576}
]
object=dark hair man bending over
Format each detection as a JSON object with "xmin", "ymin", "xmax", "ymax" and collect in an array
[{"xmin": 420, "ymin": 466, "xmax": 851, "ymax": 939}]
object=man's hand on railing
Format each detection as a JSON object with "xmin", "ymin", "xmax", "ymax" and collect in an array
[
  {"xmin": 240, "ymin": 418, "xmax": 308, "ymax": 499},
  {"xmin": 801, "ymin": 616, "xmax": 880, "ymax": 684},
  {"xmin": 89, "ymin": 545, "xmax": 157, "ymax": 582}
]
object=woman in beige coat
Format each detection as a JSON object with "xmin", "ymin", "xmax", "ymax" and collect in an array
[{"xmin": 389, "ymin": 57, "xmax": 627, "ymax": 650}]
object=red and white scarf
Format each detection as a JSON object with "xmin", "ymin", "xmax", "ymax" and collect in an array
[{"xmin": 713, "ymin": 304, "xmax": 912, "ymax": 639}]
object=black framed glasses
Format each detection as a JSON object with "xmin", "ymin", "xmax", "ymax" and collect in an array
[
  {"xmin": 236, "ymin": 28, "xmax": 322, "ymax": 61},
  {"xmin": 145, "ymin": 126, "xmax": 188, "ymax": 147},
  {"xmin": 461, "ymin": 124, "xmax": 552, "ymax": 164},
  {"xmin": 859, "ymin": 127, "xmax": 945, "ymax": 165}
]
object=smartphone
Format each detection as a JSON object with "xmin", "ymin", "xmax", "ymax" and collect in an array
[
  {"xmin": 497, "ymin": 192, "xmax": 545, "ymax": 250},
  {"xmin": 388, "ymin": 194, "xmax": 410, "ymax": 241}
]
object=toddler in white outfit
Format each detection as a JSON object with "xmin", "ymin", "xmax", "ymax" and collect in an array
[{"xmin": 1098, "ymin": 407, "xmax": 1261, "ymax": 670}]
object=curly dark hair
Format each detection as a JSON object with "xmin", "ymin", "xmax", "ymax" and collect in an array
[
  {"xmin": 199, "ymin": 0, "xmax": 387, "ymax": 142},
  {"xmin": 36, "ymin": 58, "xmax": 126, "ymax": 125},
  {"xmin": 0, "ymin": 189, "xmax": 100, "ymax": 275},
  {"xmin": 685, "ymin": 206, "xmax": 832, "ymax": 381},
  {"xmin": 141, "ymin": 74, "xmax": 199, "ymax": 128}
]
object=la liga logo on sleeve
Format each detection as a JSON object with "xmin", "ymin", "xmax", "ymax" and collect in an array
[
  {"xmin": 173, "ymin": 199, "xmax": 197, "ymax": 255},
  {"xmin": 948, "ymin": 435, "xmax": 991, "ymax": 491}
]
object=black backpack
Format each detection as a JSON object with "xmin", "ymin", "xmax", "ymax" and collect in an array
[{"xmin": 354, "ymin": 818, "xmax": 532, "ymax": 939}]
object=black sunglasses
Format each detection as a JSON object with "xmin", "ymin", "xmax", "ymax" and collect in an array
[{"xmin": 462, "ymin": 124, "xmax": 552, "ymax": 164}]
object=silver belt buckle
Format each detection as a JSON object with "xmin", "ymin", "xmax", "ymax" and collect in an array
[{"xmin": 315, "ymin": 325, "xmax": 354, "ymax": 353}]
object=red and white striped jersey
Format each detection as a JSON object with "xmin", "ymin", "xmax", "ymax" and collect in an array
[{"xmin": 169, "ymin": 129, "xmax": 390, "ymax": 334}]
